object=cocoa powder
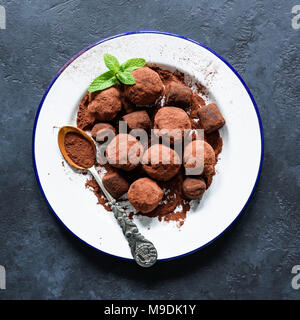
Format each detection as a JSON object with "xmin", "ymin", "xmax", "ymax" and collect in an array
[
  {"xmin": 76, "ymin": 66, "xmax": 223, "ymax": 227},
  {"xmin": 64, "ymin": 132, "xmax": 96, "ymax": 169},
  {"xmin": 77, "ymin": 93, "xmax": 96, "ymax": 130},
  {"xmin": 85, "ymin": 178, "xmax": 112, "ymax": 211}
]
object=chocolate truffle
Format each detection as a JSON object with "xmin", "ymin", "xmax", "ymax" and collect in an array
[
  {"xmin": 205, "ymin": 130, "xmax": 223, "ymax": 157},
  {"xmin": 128, "ymin": 178, "xmax": 163, "ymax": 213},
  {"xmin": 124, "ymin": 67, "xmax": 164, "ymax": 105},
  {"xmin": 105, "ymin": 134, "xmax": 143, "ymax": 171},
  {"xmin": 184, "ymin": 140, "xmax": 216, "ymax": 175},
  {"xmin": 91, "ymin": 123, "xmax": 116, "ymax": 143},
  {"xmin": 88, "ymin": 87, "xmax": 122, "ymax": 121},
  {"xmin": 123, "ymin": 110, "xmax": 151, "ymax": 130},
  {"xmin": 121, "ymin": 96, "xmax": 135, "ymax": 114},
  {"xmin": 197, "ymin": 103, "xmax": 225, "ymax": 133},
  {"xmin": 205, "ymin": 175, "xmax": 214, "ymax": 189},
  {"xmin": 203, "ymin": 164, "xmax": 216, "ymax": 189},
  {"xmin": 103, "ymin": 171, "xmax": 129, "ymax": 199},
  {"xmin": 77, "ymin": 93, "xmax": 96, "ymax": 130},
  {"xmin": 142, "ymin": 144, "xmax": 181, "ymax": 181},
  {"xmin": 182, "ymin": 177, "xmax": 206, "ymax": 200},
  {"xmin": 154, "ymin": 106, "xmax": 192, "ymax": 144},
  {"xmin": 166, "ymin": 82, "xmax": 193, "ymax": 108}
]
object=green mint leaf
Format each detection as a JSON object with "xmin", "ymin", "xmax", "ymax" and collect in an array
[
  {"xmin": 88, "ymin": 71, "xmax": 118, "ymax": 92},
  {"xmin": 121, "ymin": 58, "xmax": 146, "ymax": 72},
  {"xmin": 89, "ymin": 76, "xmax": 118, "ymax": 92},
  {"xmin": 104, "ymin": 54, "xmax": 120, "ymax": 73},
  {"xmin": 116, "ymin": 71, "xmax": 136, "ymax": 85}
]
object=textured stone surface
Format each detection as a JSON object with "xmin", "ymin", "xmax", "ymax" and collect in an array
[{"xmin": 0, "ymin": 0, "xmax": 299, "ymax": 300}]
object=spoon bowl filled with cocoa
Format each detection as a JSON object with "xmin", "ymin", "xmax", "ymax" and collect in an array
[{"xmin": 33, "ymin": 31, "xmax": 263, "ymax": 262}]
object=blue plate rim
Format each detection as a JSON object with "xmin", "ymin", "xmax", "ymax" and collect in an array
[{"xmin": 32, "ymin": 30, "xmax": 264, "ymax": 263}]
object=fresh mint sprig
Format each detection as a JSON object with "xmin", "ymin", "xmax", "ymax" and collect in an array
[{"xmin": 88, "ymin": 54, "xmax": 146, "ymax": 92}]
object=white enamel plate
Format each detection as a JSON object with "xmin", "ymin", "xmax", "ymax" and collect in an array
[{"xmin": 33, "ymin": 31, "xmax": 263, "ymax": 261}]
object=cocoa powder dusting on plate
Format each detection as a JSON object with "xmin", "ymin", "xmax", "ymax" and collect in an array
[{"xmin": 85, "ymin": 178, "xmax": 112, "ymax": 211}]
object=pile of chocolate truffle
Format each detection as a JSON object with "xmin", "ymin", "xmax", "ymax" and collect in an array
[{"xmin": 77, "ymin": 66, "xmax": 225, "ymax": 218}]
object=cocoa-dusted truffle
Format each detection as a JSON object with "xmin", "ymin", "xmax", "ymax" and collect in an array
[
  {"xmin": 121, "ymin": 96, "xmax": 135, "ymax": 114},
  {"xmin": 91, "ymin": 123, "xmax": 116, "ymax": 142},
  {"xmin": 124, "ymin": 67, "xmax": 164, "ymax": 105},
  {"xmin": 142, "ymin": 144, "xmax": 181, "ymax": 181},
  {"xmin": 77, "ymin": 93, "xmax": 96, "ymax": 130},
  {"xmin": 123, "ymin": 110, "xmax": 151, "ymax": 130},
  {"xmin": 182, "ymin": 177, "xmax": 206, "ymax": 200},
  {"xmin": 105, "ymin": 134, "xmax": 143, "ymax": 171},
  {"xmin": 88, "ymin": 87, "xmax": 122, "ymax": 121},
  {"xmin": 166, "ymin": 82, "xmax": 193, "ymax": 108},
  {"xmin": 154, "ymin": 106, "xmax": 192, "ymax": 144},
  {"xmin": 103, "ymin": 171, "xmax": 129, "ymax": 199},
  {"xmin": 184, "ymin": 140, "xmax": 216, "ymax": 175},
  {"xmin": 128, "ymin": 178, "xmax": 163, "ymax": 213},
  {"xmin": 197, "ymin": 103, "xmax": 225, "ymax": 133}
]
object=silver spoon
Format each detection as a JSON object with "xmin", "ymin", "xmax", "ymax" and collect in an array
[{"xmin": 58, "ymin": 126, "xmax": 157, "ymax": 267}]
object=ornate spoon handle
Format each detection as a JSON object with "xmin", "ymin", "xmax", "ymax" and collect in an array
[
  {"xmin": 89, "ymin": 167, "xmax": 157, "ymax": 268},
  {"xmin": 109, "ymin": 200, "xmax": 157, "ymax": 267}
]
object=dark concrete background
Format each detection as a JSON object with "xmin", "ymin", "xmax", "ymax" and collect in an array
[{"xmin": 0, "ymin": 0, "xmax": 299, "ymax": 300}]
